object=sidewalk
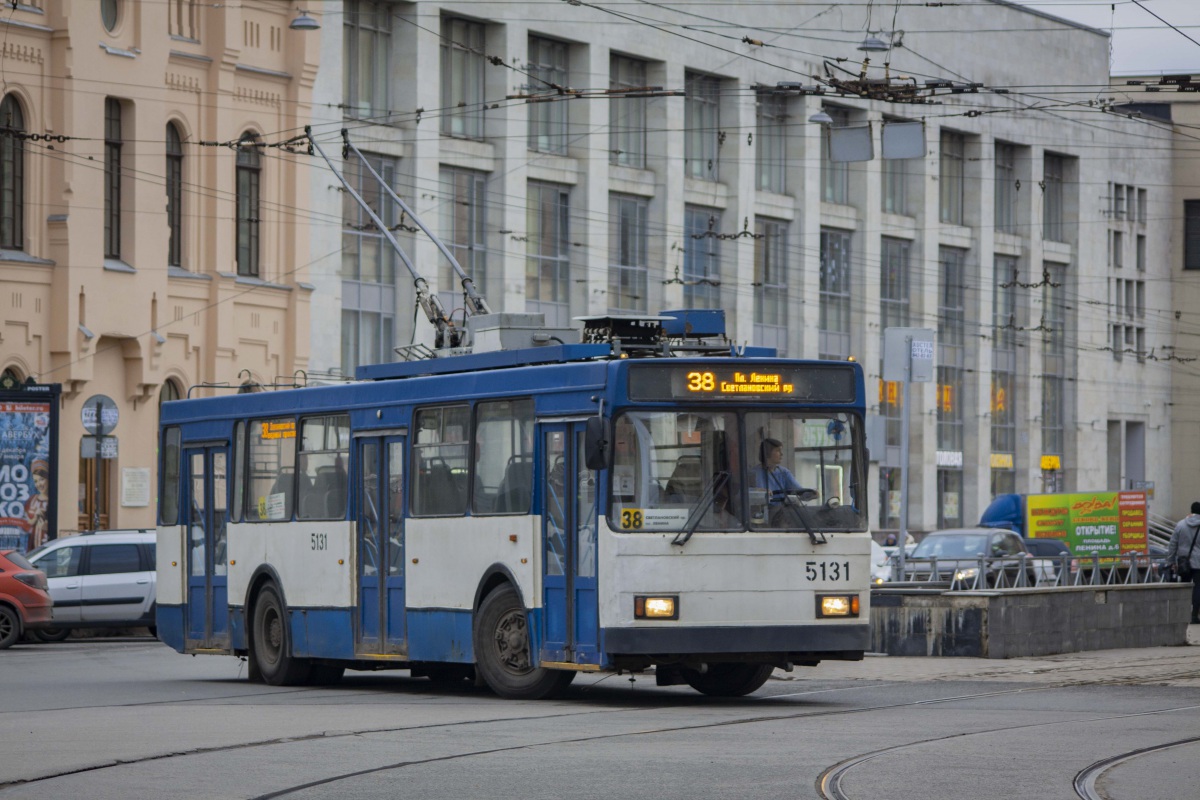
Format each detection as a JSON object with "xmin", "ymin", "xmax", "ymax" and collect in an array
[{"xmin": 784, "ymin": 623, "xmax": 1200, "ymax": 687}]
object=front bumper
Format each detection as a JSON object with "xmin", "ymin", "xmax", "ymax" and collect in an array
[{"xmin": 604, "ymin": 622, "xmax": 869, "ymax": 655}]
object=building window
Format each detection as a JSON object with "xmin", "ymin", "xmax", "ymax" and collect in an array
[
  {"xmin": 819, "ymin": 228, "xmax": 852, "ymax": 360},
  {"xmin": 1185, "ymin": 200, "xmax": 1200, "ymax": 270},
  {"xmin": 101, "ymin": 0, "xmax": 119, "ymax": 33},
  {"xmin": 992, "ymin": 256, "xmax": 1018, "ymax": 460},
  {"xmin": 526, "ymin": 181, "xmax": 571, "ymax": 327},
  {"xmin": 1042, "ymin": 263, "xmax": 1067, "ymax": 455},
  {"xmin": 527, "ymin": 36, "xmax": 569, "ymax": 154},
  {"xmin": 159, "ymin": 379, "xmax": 182, "ymax": 406},
  {"xmin": 756, "ymin": 89, "xmax": 786, "ymax": 193},
  {"xmin": 104, "ymin": 98, "xmax": 123, "ymax": 260},
  {"xmin": 1043, "ymin": 153, "xmax": 1066, "ymax": 242},
  {"xmin": 440, "ymin": 167, "xmax": 488, "ymax": 307},
  {"xmin": 344, "ymin": 1, "xmax": 391, "ymax": 120},
  {"xmin": 0, "ymin": 94, "xmax": 25, "ymax": 251},
  {"xmin": 608, "ymin": 193, "xmax": 648, "ymax": 313},
  {"xmin": 684, "ymin": 72, "xmax": 720, "ymax": 181},
  {"xmin": 937, "ymin": 247, "xmax": 966, "ymax": 453},
  {"xmin": 1136, "ymin": 234, "xmax": 1146, "ymax": 272},
  {"xmin": 166, "ymin": 123, "xmax": 184, "ymax": 268},
  {"xmin": 994, "ymin": 142, "xmax": 1017, "ymax": 234},
  {"xmin": 881, "ymin": 125, "xmax": 907, "ymax": 216},
  {"xmin": 609, "ymin": 55, "xmax": 647, "ymax": 168},
  {"xmin": 683, "ymin": 207, "xmax": 720, "ymax": 309},
  {"xmin": 939, "ymin": 130, "xmax": 965, "ymax": 224},
  {"xmin": 441, "ymin": 18, "xmax": 486, "ymax": 140},
  {"xmin": 937, "ymin": 469, "xmax": 963, "ymax": 529},
  {"xmin": 341, "ymin": 152, "xmax": 398, "ymax": 373},
  {"xmin": 821, "ymin": 107, "xmax": 850, "ymax": 204},
  {"xmin": 169, "ymin": 0, "xmax": 196, "ymax": 39},
  {"xmin": 880, "ymin": 237, "xmax": 911, "ymax": 450},
  {"xmin": 235, "ymin": 133, "xmax": 262, "ymax": 278},
  {"xmin": 753, "ymin": 218, "xmax": 788, "ymax": 354}
]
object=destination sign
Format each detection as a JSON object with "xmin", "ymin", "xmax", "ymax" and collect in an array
[{"xmin": 627, "ymin": 364, "xmax": 856, "ymax": 403}]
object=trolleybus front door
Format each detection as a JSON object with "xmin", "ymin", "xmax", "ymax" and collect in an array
[
  {"xmin": 540, "ymin": 424, "xmax": 600, "ymax": 666},
  {"xmin": 185, "ymin": 447, "xmax": 230, "ymax": 649},
  {"xmin": 356, "ymin": 436, "xmax": 406, "ymax": 655}
]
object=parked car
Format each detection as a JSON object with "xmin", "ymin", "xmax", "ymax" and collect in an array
[
  {"xmin": 1023, "ymin": 538, "xmax": 1071, "ymax": 584},
  {"xmin": 903, "ymin": 528, "xmax": 1037, "ymax": 588},
  {"xmin": 0, "ymin": 549, "xmax": 52, "ymax": 648},
  {"xmin": 25, "ymin": 529, "xmax": 156, "ymax": 642}
]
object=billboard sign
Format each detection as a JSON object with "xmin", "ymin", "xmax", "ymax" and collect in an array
[
  {"xmin": 1025, "ymin": 491, "xmax": 1148, "ymax": 557},
  {"xmin": 0, "ymin": 383, "xmax": 61, "ymax": 550}
]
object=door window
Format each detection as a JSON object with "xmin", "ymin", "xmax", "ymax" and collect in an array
[
  {"xmin": 88, "ymin": 544, "xmax": 141, "ymax": 575},
  {"xmin": 39, "ymin": 546, "xmax": 81, "ymax": 578}
]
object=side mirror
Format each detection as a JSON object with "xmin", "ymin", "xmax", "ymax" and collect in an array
[{"xmin": 584, "ymin": 417, "xmax": 612, "ymax": 471}]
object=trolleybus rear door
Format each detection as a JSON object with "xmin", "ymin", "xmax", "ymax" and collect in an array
[
  {"xmin": 184, "ymin": 447, "xmax": 230, "ymax": 649},
  {"xmin": 356, "ymin": 436, "xmax": 406, "ymax": 655},
  {"xmin": 540, "ymin": 424, "xmax": 600, "ymax": 666}
]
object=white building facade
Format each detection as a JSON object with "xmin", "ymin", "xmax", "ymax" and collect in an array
[{"xmin": 305, "ymin": 0, "xmax": 1176, "ymax": 533}]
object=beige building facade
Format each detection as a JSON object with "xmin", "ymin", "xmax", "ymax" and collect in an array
[{"xmin": 0, "ymin": 0, "xmax": 318, "ymax": 538}]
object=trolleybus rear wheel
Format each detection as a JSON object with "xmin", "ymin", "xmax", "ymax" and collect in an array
[
  {"xmin": 683, "ymin": 663, "xmax": 774, "ymax": 697},
  {"xmin": 252, "ymin": 584, "xmax": 312, "ymax": 686},
  {"xmin": 473, "ymin": 585, "xmax": 574, "ymax": 700}
]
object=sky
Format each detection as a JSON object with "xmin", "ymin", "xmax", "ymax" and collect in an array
[{"xmin": 1011, "ymin": 0, "xmax": 1200, "ymax": 75}]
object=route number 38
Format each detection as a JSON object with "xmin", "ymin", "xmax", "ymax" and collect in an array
[
  {"xmin": 620, "ymin": 509, "xmax": 644, "ymax": 530},
  {"xmin": 686, "ymin": 371, "xmax": 716, "ymax": 392}
]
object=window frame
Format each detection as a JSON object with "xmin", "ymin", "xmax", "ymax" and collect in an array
[
  {"xmin": 755, "ymin": 88, "xmax": 787, "ymax": 194},
  {"xmin": 343, "ymin": 0, "xmax": 392, "ymax": 120},
  {"xmin": 683, "ymin": 206, "xmax": 721, "ymax": 309},
  {"xmin": 608, "ymin": 193, "xmax": 649, "ymax": 313},
  {"xmin": 235, "ymin": 132, "xmax": 262, "ymax": 278},
  {"xmin": 0, "ymin": 94, "xmax": 25, "ymax": 250},
  {"xmin": 939, "ymin": 130, "xmax": 965, "ymax": 225},
  {"xmin": 684, "ymin": 71, "xmax": 720, "ymax": 181},
  {"xmin": 166, "ymin": 122, "xmax": 184, "ymax": 268},
  {"xmin": 526, "ymin": 35, "xmax": 570, "ymax": 155},
  {"xmin": 609, "ymin": 55, "xmax": 647, "ymax": 168},
  {"xmin": 104, "ymin": 98, "xmax": 123, "ymax": 260},
  {"xmin": 526, "ymin": 180, "xmax": 571, "ymax": 327},
  {"xmin": 441, "ymin": 17, "xmax": 486, "ymax": 140}
]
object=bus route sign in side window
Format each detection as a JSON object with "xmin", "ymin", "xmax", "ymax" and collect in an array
[{"xmin": 627, "ymin": 364, "xmax": 856, "ymax": 403}]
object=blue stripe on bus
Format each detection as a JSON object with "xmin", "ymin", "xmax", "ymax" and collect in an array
[
  {"xmin": 405, "ymin": 608, "xmax": 474, "ymax": 663},
  {"xmin": 157, "ymin": 604, "xmax": 186, "ymax": 652},
  {"xmin": 290, "ymin": 608, "xmax": 358, "ymax": 660}
]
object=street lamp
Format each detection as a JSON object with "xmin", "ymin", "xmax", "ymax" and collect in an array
[
  {"xmin": 808, "ymin": 110, "xmax": 834, "ymax": 125},
  {"xmin": 858, "ymin": 35, "xmax": 890, "ymax": 53},
  {"xmin": 290, "ymin": 9, "xmax": 320, "ymax": 31}
]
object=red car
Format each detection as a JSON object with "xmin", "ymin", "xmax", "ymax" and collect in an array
[{"xmin": 0, "ymin": 549, "xmax": 52, "ymax": 648}]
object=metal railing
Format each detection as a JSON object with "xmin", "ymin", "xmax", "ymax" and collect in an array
[{"xmin": 888, "ymin": 552, "xmax": 1174, "ymax": 591}]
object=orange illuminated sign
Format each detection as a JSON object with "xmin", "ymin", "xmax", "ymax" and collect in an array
[{"xmin": 685, "ymin": 371, "xmax": 794, "ymax": 395}]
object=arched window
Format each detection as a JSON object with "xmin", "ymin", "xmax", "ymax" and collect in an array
[
  {"xmin": 159, "ymin": 378, "xmax": 182, "ymax": 406},
  {"xmin": 1, "ymin": 367, "xmax": 24, "ymax": 389},
  {"xmin": 166, "ymin": 123, "xmax": 184, "ymax": 268},
  {"xmin": 235, "ymin": 132, "xmax": 261, "ymax": 278},
  {"xmin": 0, "ymin": 95, "xmax": 25, "ymax": 250}
]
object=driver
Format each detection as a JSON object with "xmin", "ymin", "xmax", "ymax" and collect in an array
[{"xmin": 751, "ymin": 438, "xmax": 813, "ymax": 506}]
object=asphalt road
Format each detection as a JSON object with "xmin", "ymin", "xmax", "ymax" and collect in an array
[{"xmin": 2, "ymin": 634, "xmax": 1199, "ymax": 800}]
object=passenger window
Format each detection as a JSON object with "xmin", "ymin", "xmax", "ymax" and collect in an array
[
  {"xmin": 88, "ymin": 544, "xmax": 142, "ymax": 575},
  {"xmin": 40, "ymin": 546, "xmax": 81, "ymax": 579},
  {"xmin": 247, "ymin": 418, "xmax": 297, "ymax": 521},
  {"xmin": 474, "ymin": 399, "xmax": 534, "ymax": 515},
  {"xmin": 412, "ymin": 405, "xmax": 470, "ymax": 516},
  {"xmin": 160, "ymin": 427, "xmax": 181, "ymax": 525},
  {"xmin": 296, "ymin": 414, "xmax": 350, "ymax": 520}
]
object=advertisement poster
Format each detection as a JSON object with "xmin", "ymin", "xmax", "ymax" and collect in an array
[
  {"xmin": 1025, "ymin": 491, "xmax": 1148, "ymax": 557},
  {"xmin": 0, "ymin": 401, "xmax": 53, "ymax": 551}
]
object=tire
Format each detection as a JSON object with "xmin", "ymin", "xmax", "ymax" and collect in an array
[
  {"xmin": 473, "ymin": 585, "xmax": 574, "ymax": 699},
  {"xmin": 33, "ymin": 628, "xmax": 72, "ymax": 643},
  {"xmin": 0, "ymin": 606, "xmax": 19, "ymax": 650},
  {"xmin": 251, "ymin": 585, "xmax": 312, "ymax": 686},
  {"xmin": 683, "ymin": 663, "xmax": 774, "ymax": 697}
]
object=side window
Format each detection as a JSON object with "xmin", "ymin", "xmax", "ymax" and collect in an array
[
  {"xmin": 297, "ymin": 414, "xmax": 350, "ymax": 520},
  {"xmin": 88, "ymin": 544, "xmax": 142, "ymax": 575},
  {"xmin": 247, "ymin": 418, "xmax": 296, "ymax": 521},
  {"xmin": 39, "ymin": 546, "xmax": 81, "ymax": 579},
  {"xmin": 412, "ymin": 405, "xmax": 470, "ymax": 516},
  {"xmin": 474, "ymin": 399, "xmax": 534, "ymax": 515},
  {"xmin": 160, "ymin": 427, "xmax": 181, "ymax": 525},
  {"xmin": 142, "ymin": 543, "xmax": 157, "ymax": 570}
]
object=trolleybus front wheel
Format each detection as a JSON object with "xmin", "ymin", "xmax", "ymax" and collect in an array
[
  {"xmin": 683, "ymin": 663, "xmax": 774, "ymax": 697},
  {"xmin": 251, "ymin": 584, "xmax": 312, "ymax": 686},
  {"xmin": 473, "ymin": 585, "xmax": 574, "ymax": 700}
]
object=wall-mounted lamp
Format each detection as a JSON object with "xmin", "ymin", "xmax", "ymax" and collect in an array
[
  {"xmin": 809, "ymin": 110, "xmax": 834, "ymax": 125},
  {"xmin": 290, "ymin": 9, "xmax": 320, "ymax": 31}
]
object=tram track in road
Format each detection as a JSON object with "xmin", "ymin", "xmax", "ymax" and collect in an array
[{"xmin": 815, "ymin": 704, "xmax": 1200, "ymax": 800}]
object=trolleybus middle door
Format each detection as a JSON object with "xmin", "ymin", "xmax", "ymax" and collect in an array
[
  {"xmin": 356, "ymin": 436, "xmax": 407, "ymax": 655},
  {"xmin": 185, "ymin": 446, "xmax": 230, "ymax": 650}
]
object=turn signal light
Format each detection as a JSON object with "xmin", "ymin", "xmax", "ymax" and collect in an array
[{"xmin": 634, "ymin": 595, "xmax": 678, "ymax": 620}]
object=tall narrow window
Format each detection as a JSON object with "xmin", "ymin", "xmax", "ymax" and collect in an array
[
  {"xmin": 169, "ymin": 0, "xmax": 196, "ymax": 39},
  {"xmin": 527, "ymin": 36, "xmax": 569, "ymax": 154},
  {"xmin": 683, "ymin": 207, "xmax": 720, "ymax": 309},
  {"xmin": 0, "ymin": 94, "xmax": 25, "ymax": 251},
  {"xmin": 819, "ymin": 228, "xmax": 852, "ymax": 359},
  {"xmin": 881, "ymin": 132, "xmax": 907, "ymax": 215},
  {"xmin": 440, "ymin": 167, "xmax": 488, "ymax": 308},
  {"xmin": 756, "ymin": 89, "xmax": 786, "ymax": 194},
  {"xmin": 937, "ymin": 247, "xmax": 967, "ymax": 527},
  {"xmin": 821, "ymin": 107, "xmax": 850, "ymax": 204},
  {"xmin": 992, "ymin": 256, "xmax": 1018, "ymax": 494},
  {"xmin": 526, "ymin": 181, "xmax": 571, "ymax": 327},
  {"xmin": 939, "ymin": 131, "xmax": 965, "ymax": 224},
  {"xmin": 441, "ymin": 18, "xmax": 486, "ymax": 139},
  {"xmin": 608, "ymin": 193, "xmax": 648, "ymax": 313},
  {"xmin": 753, "ymin": 218, "xmax": 788, "ymax": 354},
  {"xmin": 166, "ymin": 123, "xmax": 184, "ymax": 268},
  {"xmin": 684, "ymin": 72, "xmax": 720, "ymax": 181},
  {"xmin": 880, "ymin": 237, "xmax": 911, "ymax": 456},
  {"xmin": 104, "ymin": 98, "xmax": 123, "ymax": 260},
  {"xmin": 235, "ymin": 132, "xmax": 262, "ymax": 278},
  {"xmin": 1043, "ymin": 153, "xmax": 1065, "ymax": 242},
  {"xmin": 1042, "ymin": 263, "xmax": 1067, "ymax": 457},
  {"xmin": 1184, "ymin": 200, "xmax": 1200, "ymax": 271},
  {"xmin": 994, "ymin": 142, "xmax": 1016, "ymax": 233},
  {"xmin": 344, "ymin": 1, "xmax": 391, "ymax": 119},
  {"xmin": 341, "ymin": 152, "xmax": 398, "ymax": 373},
  {"xmin": 609, "ymin": 55, "xmax": 647, "ymax": 168}
]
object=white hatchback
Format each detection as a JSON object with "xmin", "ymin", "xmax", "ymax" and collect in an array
[{"xmin": 25, "ymin": 529, "xmax": 157, "ymax": 641}]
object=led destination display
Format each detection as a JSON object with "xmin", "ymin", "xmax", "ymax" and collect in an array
[{"xmin": 628, "ymin": 364, "xmax": 856, "ymax": 403}]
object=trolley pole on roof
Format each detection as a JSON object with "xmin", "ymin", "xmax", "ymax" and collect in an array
[{"xmin": 304, "ymin": 127, "xmax": 469, "ymax": 350}]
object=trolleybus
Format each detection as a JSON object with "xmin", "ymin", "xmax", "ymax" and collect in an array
[{"xmin": 156, "ymin": 312, "xmax": 872, "ymax": 698}]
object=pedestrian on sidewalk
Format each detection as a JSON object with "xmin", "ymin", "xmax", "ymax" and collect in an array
[{"xmin": 1166, "ymin": 501, "xmax": 1200, "ymax": 624}]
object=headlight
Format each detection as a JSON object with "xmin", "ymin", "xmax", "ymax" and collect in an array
[
  {"xmin": 634, "ymin": 595, "xmax": 678, "ymax": 620},
  {"xmin": 954, "ymin": 568, "xmax": 979, "ymax": 581},
  {"xmin": 816, "ymin": 594, "xmax": 860, "ymax": 618}
]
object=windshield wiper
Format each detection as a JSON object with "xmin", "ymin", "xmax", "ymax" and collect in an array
[
  {"xmin": 672, "ymin": 472, "xmax": 729, "ymax": 546},
  {"xmin": 778, "ymin": 491, "xmax": 827, "ymax": 545}
]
